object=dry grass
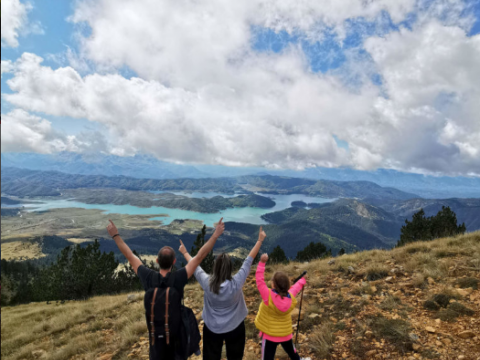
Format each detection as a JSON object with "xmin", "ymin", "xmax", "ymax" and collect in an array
[
  {"xmin": 1, "ymin": 293, "xmax": 146, "ymax": 360},
  {"xmin": 1, "ymin": 241, "xmax": 46, "ymax": 260},
  {"xmin": 438, "ymin": 302, "xmax": 475, "ymax": 322},
  {"xmin": 456, "ymin": 277, "xmax": 479, "ymax": 290},
  {"xmin": 309, "ymin": 322, "xmax": 336, "ymax": 358},
  {"xmin": 369, "ymin": 315, "xmax": 413, "ymax": 353}
]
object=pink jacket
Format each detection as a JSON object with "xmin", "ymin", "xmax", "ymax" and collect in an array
[{"xmin": 255, "ymin": 262, "xmax": 306, "ymax": 342}]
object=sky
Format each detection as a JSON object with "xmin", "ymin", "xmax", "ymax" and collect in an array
[{"xmin": 1, "ymin": 0, "xmax": 480, "ymax": 177}]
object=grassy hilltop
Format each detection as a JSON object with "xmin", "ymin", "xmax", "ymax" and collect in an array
[{"xmin": 2, "ymin": 232, "xmax": 479, "ymax": 360}]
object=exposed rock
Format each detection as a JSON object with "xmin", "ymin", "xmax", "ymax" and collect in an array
[
  {"xmin": 32, "ymin": 350, "xmax": 47, "ymax": 359},
  {"xmin": 127, "ymin": 294, "xmax": 141, "ymax": 304},
  {"xmin": 456, "ymin": 288, "xmax": 473, "ymax": 297},
  {"xmin": 409, "ymin": 333, "xmax": 419, "ymax": 342},
  {"xmin": 347, "ymin": 266, "xmax": 355, "ymax": 274},
  {"xmin": 328, "ymin": 259, "xmax": 335, "ymax": 265},
  {"xmin": 457, "ymin": 330, "xmax": 475, "ymax": 339},
  {"xmin": 425, "ymin": 326, "xmax": 436, "ymax": 333}
]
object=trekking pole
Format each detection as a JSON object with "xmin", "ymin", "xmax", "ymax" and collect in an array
[{"xmin": 294, "ymin": 271, "xmax": 307, "ymax": 347}]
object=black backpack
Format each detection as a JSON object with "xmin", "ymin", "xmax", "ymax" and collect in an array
[
  {"xmin": 179, "ymin": 305, "xmax": 201, "ymax": 358},
  {"xmin": 144, "ymin": 273, "xmax": 201, "ymax": 360},
  {"xmin": 144, "ymin": 274, "xmax": 182, "ymax": 349}
]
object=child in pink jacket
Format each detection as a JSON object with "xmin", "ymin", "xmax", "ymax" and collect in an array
[{"xmin": 254, "ymin": 254, "xmax": 310, "ymax": 360}]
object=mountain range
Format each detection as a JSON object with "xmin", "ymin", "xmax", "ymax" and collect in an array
[
  {"xmin": 1, "ymin": 167, "xmax": 418, "ymax": 201},
  {"xmin": 2, "ymin": 152, "xmax": 480, "ymax": 198}
]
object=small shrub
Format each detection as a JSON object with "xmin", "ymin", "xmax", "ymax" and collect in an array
[
  {"xmin": 434, "ymin": 250, "xmax": 457, "ymax": 258},
  {"xmin": 351, "ymin": 339, "xmax": 368, "ymax": 357},
  {"xmin": 449, "ymin": 302, "xmax": 475, "ymax": 315},
  {"xmin": 437, "ymin": 308, "xmax": 458, "ymax": 322},
  {"xmin": 438, "ymin": 302, "xmax": 475, "ymax": 322},
  {"xmin": 351, "ymin": 284, "xmax": 374, "ymax": 296},
  {"xmin": 369, "ymin": 315, "xmax": 413, "ymax": 353},
  {"xmin": 455, "ymin": 277, "xmax": 478, "ymax": 290},
  {"xmin": 299, "ymin": 314, "xmax": 322, "ymax": 332},
  {"xmin": 323, "ymin": 295, "xmax": 360, "ymax": 318},
  {"xmin": 406, "ymin": 246, "xmax": 431, "ymax": 254},
  {"xmin": 365, "ymin": 265, "xmax": 389, "ymax": 281},
  {"xmin": 421, "ymin": 349, "xmax": 440, "ymax": 359},
  {"xmin": 378, "ymin": 296, "xmax": 402, "ymax": 311},
  {"xmin": 423, "ymin": 300, "xmax": 440, "ymax": 311},
  {"xmin": 431, "ymin": 291, "xmax": 461, "ymax": 308},
  {"xmin": 309, "ymin": 322, "xmax": 336, "ymax": 358},
  {"xmin": 412, "ymin": 273, "xmax": 426, "ymax": 288}
]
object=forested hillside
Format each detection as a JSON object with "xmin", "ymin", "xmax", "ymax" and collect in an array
[{"xmin": 366, "ymin": 198, "xmax": 480, "ymax": 231}]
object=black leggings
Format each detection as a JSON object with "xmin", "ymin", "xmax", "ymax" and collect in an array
[
  {"xmin": 203, "ymin": 321, "xmax": 245, "ymax": 360},
  {"xmin": 261, "ymin": 338, "xmax": 300, "ymax": 360}
]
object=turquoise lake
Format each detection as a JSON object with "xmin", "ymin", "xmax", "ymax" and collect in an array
[{"xmin": 22, "ymin": 193, "xmax": 335, "ymax": 227}]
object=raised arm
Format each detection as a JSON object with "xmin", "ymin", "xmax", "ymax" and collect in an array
[
  {"xmin": 231, "ymin": 226, "xmax": 266, "ymax": 286},
  {"xmin": 107, "ymin": 220, "xmax": 143, "ymax": 274},
  {"xmin": 249, "ymin": 226, "xmax": 266, "ymax": 259},
  {"xmin": 256, "ymin": 254, "xmax": 270, "ymax": 305},
  {"xmin": 179, "ymin": 240, "xmax": 209, "ymax": 289},
  {"xmin": 184, "ymin": 218, "xmax": 224, "ymax": 279},
  {"xmin": 289, "ymin": 275, "xmax": 307, "ymax": 297}
]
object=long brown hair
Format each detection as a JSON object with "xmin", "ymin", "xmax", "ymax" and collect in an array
[
  {"xmin": 209, "ymin": 253, "xmax": 233, "ymax": 295},
  {"xmin": 272, "ymin": 271, "xmax": 290, "ymax": 298}
]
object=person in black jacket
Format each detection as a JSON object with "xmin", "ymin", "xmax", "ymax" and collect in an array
[{"xmin": 107, "ymin": 218, "xmax": 225, "ymax": 359}]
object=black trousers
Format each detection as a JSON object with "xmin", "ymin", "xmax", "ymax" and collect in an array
[
  {"xmin": 203, "ymin": 321, "xmax": 246, "ymax": 360},
  {"xmin": 261, "ymin": 338, "xmax": 300, "ymax": 360}
]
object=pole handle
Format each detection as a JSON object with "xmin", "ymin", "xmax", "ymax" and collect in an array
[{"xmin": 293, "ymin": 271, "xmax": 307, "ymax": 284}]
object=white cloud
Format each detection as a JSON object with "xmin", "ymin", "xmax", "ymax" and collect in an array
[
  {"xmin": 2, "ymin": 0, "xmax": 480, "ymax": 176},
  {"xmin": 69, "ymin": 0, "xmax": 416, "ymax": 87},
  {"xmin": 1, "ymin": 109, "xmax": 66, "ymax": 153},
  {"xmin": 364, "ymin": 22, "xmax": 480, "ymax": 174},
  {"xmin": 1, "ymin": 60, "xmax": 14, "ymax": 77},
  {"xmin": 0, "ymin": 109, "xmax": 108, "ymax": 154},
  {"xmin": 1, "ymin": 0, "xmax": 42, "ymax": 48},
  {"xmin": 4, "ymin": 52, "xmax": 357, "ymax": 168}
]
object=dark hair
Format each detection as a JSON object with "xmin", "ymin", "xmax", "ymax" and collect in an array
[
  {"xmin": 272, "ymin": 271, "xmax": 290, "ymax": 298},
  {"xmin": 158, "ymin": 246, "xmax": 176, "ymax": 270},
  {"xmin": 209, "ymin": 253, "xmax": 233, "ymax": 295}
]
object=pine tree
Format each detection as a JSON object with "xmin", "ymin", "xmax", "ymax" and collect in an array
[
  {"xmin": 269, "ymin": 245, "xmax": 288, "ymax": 264},
  {"xmin": 296, "ymin": 242, "xmax": 328, "ymax": 262},
  {"xmin": 397, "ymin": 207, "xmax": 466, "ymax": 247},
  {"xmin": 191, "ymin": 225, "xmax": 215, "ymax": 274},
  {"xmin": 338, "ymin": 248, "xmax": 346, "ymax": 256}
]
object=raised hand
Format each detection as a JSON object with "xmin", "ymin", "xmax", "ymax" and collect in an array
[
  {"xmin": 213, "ymin": 217, "xmax": 225, "ymax": 237},
  {"xmin": 179, "ymin": 239, "xmax": 187, "ymax": 255},
  {"xmin": 107, "ymin": 220, "xmax": 119, "ymax": 237},
  {"xmin": 258, "ymin": 226, "xmax": 267, "ymax": 242},
  {"xmin": 260, "ymin": 253, "xmax": 269, "ymax": 263}
]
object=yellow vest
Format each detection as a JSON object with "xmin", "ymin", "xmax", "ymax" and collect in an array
[{"xmin": 255, "ymin": 290, "xmax": 297, "ymax": 337}]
